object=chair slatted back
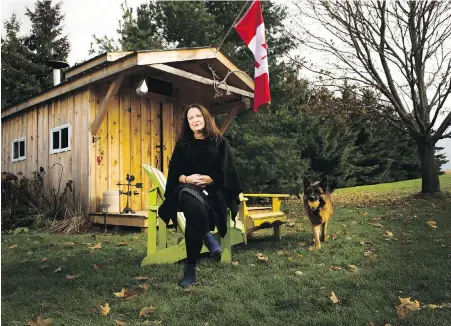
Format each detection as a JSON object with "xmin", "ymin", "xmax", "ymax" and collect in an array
[{"xmin": 142, "ymin": 164, "xmax": 186, "ymax": 231}]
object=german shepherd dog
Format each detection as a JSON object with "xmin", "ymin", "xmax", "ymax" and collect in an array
[{"xmin": 300, "ymin": 176, "xmax": 333, "ymax": 249}]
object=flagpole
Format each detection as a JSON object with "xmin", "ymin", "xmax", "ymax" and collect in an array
[{"xmin": 215, "ymin": 1, "xmax": 251, "ymax": 54}]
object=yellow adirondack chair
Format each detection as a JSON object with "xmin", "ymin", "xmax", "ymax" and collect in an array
[
  {"xmin": 239, "ymin": 193, "xmax": 290, "ymax": 243},
  {"xmin": 141, "ymin": 164, "xmax": 246, "ymax": 266}
]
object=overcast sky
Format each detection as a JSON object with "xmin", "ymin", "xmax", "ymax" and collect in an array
[{"xmin": 1, "ymin": 0, "xmax": 450, "ymax": 170}]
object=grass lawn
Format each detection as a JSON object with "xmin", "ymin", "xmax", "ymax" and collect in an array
[{"xmin": 2, "ymin": 175, "xmax": 451, "ymax": 325}]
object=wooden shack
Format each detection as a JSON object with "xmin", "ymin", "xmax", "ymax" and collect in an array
[{"xmin": 1, "ymin": 47, "xmax": 254, "ymax": 228}]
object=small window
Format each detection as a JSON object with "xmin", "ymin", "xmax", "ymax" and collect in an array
[
  {"xmin": 50, "ymin": 124, "xmax": 71, "ymax": 154},
  {"xmin": 12, "ymin": 137, "xmax": 26, "ymax": 162}
]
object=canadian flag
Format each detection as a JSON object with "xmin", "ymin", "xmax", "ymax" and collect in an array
[{"xmin": 235, "ymin": 0, "xmax": 270, "ymax": 112}]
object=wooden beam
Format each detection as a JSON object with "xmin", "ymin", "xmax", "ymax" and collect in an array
[
  {"xmin": 149, "ymin": 64, "xmax": 254, "ymax": 99},
  {"xmin": 137, "ymin": 47, "xmax": 217, "ymax": 65},
  {"xmin": 219, "ymin": 106, "xmax": 241, "ymax": 135},
  {"xmin": 91, "ymin": 74, "xmax": 124, "ymax": 135},
  {"xmin": 215, "ymin": 52, "xmax": 254, "ymax": 90},
  {"xmin": 65, "ymin": 51, "xmax": 133, "ymax": 79}
]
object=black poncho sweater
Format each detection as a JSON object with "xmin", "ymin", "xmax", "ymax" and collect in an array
[{"xmin": 158, "ymin": 136, "xmax": 242, "ymax": 237}]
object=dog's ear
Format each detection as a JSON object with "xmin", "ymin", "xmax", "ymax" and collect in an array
[
  {"xmin": 319, "ymin": 178, "xmax": 329, "ymax": 192},
  {"xmin": 303, "ymin": 176, "xmax": 310, "ymax": 191}
]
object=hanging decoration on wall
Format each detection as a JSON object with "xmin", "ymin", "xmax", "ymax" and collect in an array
[{"xmin": 136, "ymin": 78, "xmax": 148, "ymax": 95}]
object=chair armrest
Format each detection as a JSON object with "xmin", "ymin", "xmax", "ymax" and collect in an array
[
  {"xmin": 243, "ymin": 194, "xmax": 290, "ymax": 198},
  {"xmin": 242, "ymin": 194, "xmax": 289, "ymax": 213}
]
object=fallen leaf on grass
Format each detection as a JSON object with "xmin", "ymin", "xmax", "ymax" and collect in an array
[
  {"xmin": 297, "ymin": 241, "xmax": 309, "ymax": 247},
  {"xmin": 329, "ymin": 266, "xmax": 343, "ymax": 271},
  {"xmin": 118, "ymin": 241, "xmax": 128, "ymax": 246},
  {"xmin": 287, "ymin": 220, "xmax": 295, "ymax": 227},
  {"xmin": 54, "ymin": 267, "xmax": 62, "ymax": 273},
  {"xmin": 332, "ymin": 233, "xmax": 337, "ymax": 240},
  {"xmin": 276, "ymin": 250, "xmax": 288, "ymax": 255},
  {"xmin": 256, "ymin": 253, "xmax": 268, "ymax": 263},
  {"xmin": 114, "ymin": 288, "xmax": 137, "ymax": 299},
  {"xmin": 9, "ymin": 244, "xmax": 17, "ymax": 249},
  {"xmin": 396, "ymin": 297, "xmax": 420, "ymax": 320},
  {"xmin": 89, "ymin": 243, "xmax": 102, "ymax": 249},
  {"xmin": 39, "ymin": 264, "xmax": 50, "ymax": 270},
  {"xmin": 360, "ymin": 211, "xmax": 369, "ymax": 217},
  {"xmin": 92, "ymin": 264, "xmax": 104, "ymax": 269},
  {"xmin": 41, "ymin": 258, "xmax": 48, "ymax": 262},
  {"xmin": 114, "ymin": 320, "xmax": 127, "ymax": 325},
  {"xmin": 28, "ymin": 314, "xmax": 53, "ymax": 326},
  {"xmin": 294, "ymin": 271, "xmax": 305, "ymax": 276},
  {"xmin": 232, "ymin": 261, "xmax": 239, "ymax": 266},
  {"xmin": 383, "ymin": 231, "xmax": 394, "ymax": 238},
  {"xmin": 426, "ymin": 219, "xmax": 437, "ymax": 229},
  {"xmin": 140, "ymin": 306, "xmax": 156, "ymax": 317},
  {"xmin": 99, "ymin": 303, "xmax": 110, "ymax": 316},
  {"xmin": 134, "ymin": 276, "xmax": 149, "ymax": 280},
  {"xmin": 329, "ymin": 291, "xmax": 340, "ymax": 304},
  {"xmin": 66, "ymin": 274, "xmax": 80, "ymax": 280},
  {"xmin": 114, "ymin": 288, "xmax": 127, "ymax": 297},
  {"xmin": 346, "ymin": 264, "xmax": 358, "ymax": 272},
  {"xmin": 370, "ymin": 223, "xmax": 383, "ymax": 228}
]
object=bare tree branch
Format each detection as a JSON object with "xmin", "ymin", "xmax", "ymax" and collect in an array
[{"xmin": 290, "ymin": 0, "xmax": 451, "ymax": 142}]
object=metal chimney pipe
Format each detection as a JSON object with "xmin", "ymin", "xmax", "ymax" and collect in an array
[
  {"xmin": 53, "ymin": 69, "xmax": 61, "ymax": 86},
  {"xmin": 46, "ymin": 60, "xmax": 70, "ymax": 86}
]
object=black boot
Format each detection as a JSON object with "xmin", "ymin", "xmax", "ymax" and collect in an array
[
  {"xmin": 203, "ymin": 232, "xmax": 223, "ymax": 257},
  {"xmin": 179, "ymin": 263, "xmax": 196, "ymax": 288}
]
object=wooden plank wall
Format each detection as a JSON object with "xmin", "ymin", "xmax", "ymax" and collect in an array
[
  {"xmin": 1, "ymin": 87, "xmax": 178, "ymax": 215},
  {"xmin": 1, "ymin": 89, "xmax": 91, "ymax": 216},
  {"xmin": 89, "ymin": 89, "xmax": 176, "ymax": 214}
]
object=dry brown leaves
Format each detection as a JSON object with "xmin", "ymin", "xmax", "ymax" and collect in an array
[
  {"xmin": 426, "ymin": 219, "xmax": 437, "ymax": 228},
  {"xmin": 89, "ymin": 243, "xmax": 102, "ymax": 250},
  {"xmin": 99, "ymin": 303, "xmax": 110, "ymax": 316},
  {"xmin": 256, "ymin": 253, "xmax": 268, "ymax": 263},
  {"xmin": 396, "ymin": 297, "xmax": 420, "ymax": 320},
  {"xmin": 396, "ymin": 297, "xmax": 451, "ymax": 320},
  {"xmin": 139, "ymin": 306, "xmax": 156, "ymax": 317}
]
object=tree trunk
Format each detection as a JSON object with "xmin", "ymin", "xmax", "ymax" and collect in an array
[{"xmin": 415, "ymin": 138, "xmax": 441, "ymax": 193}]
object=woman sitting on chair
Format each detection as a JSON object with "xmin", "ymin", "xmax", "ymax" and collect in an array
[{"xmin": 158, "ymin": 103, "xmax": 242, "ymax": 287}]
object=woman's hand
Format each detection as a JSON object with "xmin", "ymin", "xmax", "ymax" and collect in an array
[
  {"xmin": 184, "ymin": 174, "xmax": 213, "ymax": 187},
  {"xmin": 199, "ymin": 175, "xmax": 213, "ymax": 187}
]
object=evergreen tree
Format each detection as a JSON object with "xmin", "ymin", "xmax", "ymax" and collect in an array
[
  {"xmin": 25, "ymin": 0, "xmax": 70, "ymax": 92},
  {"xmin": 1, "ymin": 14, "xmax": 40, "ymax": 108}
]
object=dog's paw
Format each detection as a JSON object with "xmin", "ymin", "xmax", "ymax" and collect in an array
[{"xmin": 308, "ymin": 245, "xmax": 321, "ymax": 251}]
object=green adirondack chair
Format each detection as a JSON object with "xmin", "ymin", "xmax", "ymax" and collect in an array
[{"xmin": 141, "ymin": 164, "xmax": 246, "ymax": 266}]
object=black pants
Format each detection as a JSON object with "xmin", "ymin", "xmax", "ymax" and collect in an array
[{"xmin": 180, "ymin": 192, "xmax": 210, "ymax": 264}]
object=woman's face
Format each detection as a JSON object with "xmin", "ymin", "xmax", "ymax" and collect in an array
[{"xmin": 187, "ymin": 107, "xmax": 205, "ymax": 133}]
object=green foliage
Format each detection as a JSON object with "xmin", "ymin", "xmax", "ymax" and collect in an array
[
  {"xmin": 25, "ymin": 0, "xmax": 70, "ymax": 90},
  {"xmin": 1, "ymin": 14, "xmax": 40, "ymax": 108},
  {"xmin": 1, "ymin": 1, "xmax": 70, "ymax": 108}
]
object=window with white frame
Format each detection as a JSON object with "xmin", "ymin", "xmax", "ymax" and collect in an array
[
  {"xmin": 50, "ymin": 124, "xmax": 71, "ymax": 154},
  {"xmin": 12, "ymin": 137, "xmax": 26, "ymax": 162}
]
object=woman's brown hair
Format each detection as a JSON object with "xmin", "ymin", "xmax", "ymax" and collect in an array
[{"xmin": 177, "ymin": 103, "xmax": 222, "ymax": 143}]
